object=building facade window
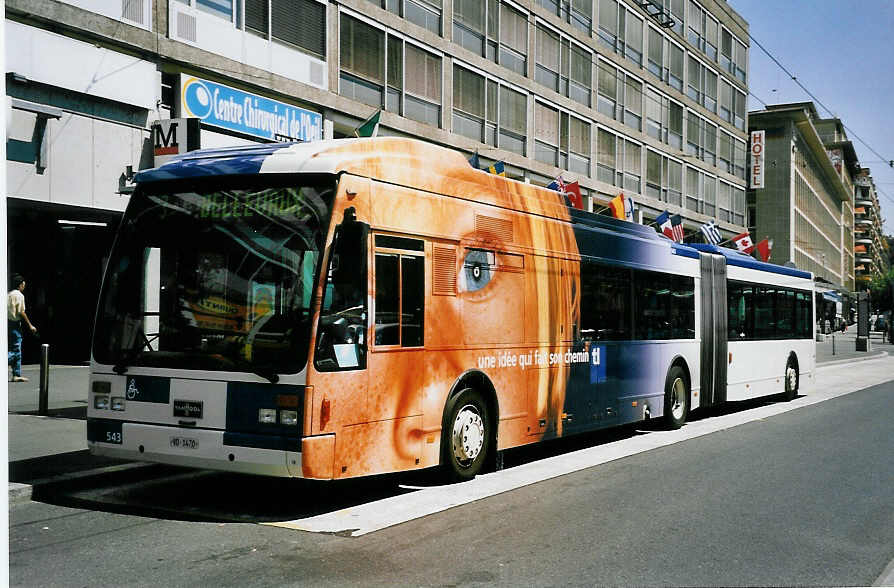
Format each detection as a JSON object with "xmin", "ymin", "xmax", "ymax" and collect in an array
[
  {"xmin": 624, "ymin": 75, "xmax": 643, "ymax": 132},
  {"xmin": 535, "ymin": 25, "xmax": 592, "ymax": 107},
  {"xmin": 732, "ymin": 137, "xmax": 746, "ymax": 179},
  {"xmin": 647, "ymin": 26, "xmax": 663, "ymax": 79},
  {"xmin": 455, "ymin": 0, "xmax": 528, "ymax": 75},
  {"xmin": 686, "ymin": 1, "xmax": 717, "ymax": 61},
  {"xmin": 452, "ymin": 64, "xmax": 526, "ymax": 154},
  {"xmin": 535, "ymin": 0, "xmax": 593, "ymax": 34},
  {"xmin": 566, "ymin": 114, "xmax": 592, "ymax": 176},
  {"xmin": 197, "ymin": 0, "xmax": 234, "ymax": 21},
  {"xmin": 721, "ymin": 27, "xmax": 747, "ymax": 83},
  {"xmin": 719, "ymin": 78, "xmax": 746, "ymax": 131},
  {"xmin": 534, "ymin": 102, "xmax": 591, "ymax": 175},
  {"xmin": 645, "ymin": 88, "xmax": 683, "ymax": 150},
  {"xmin": 340, "ymin": 14, "xmax": 386, "ymax": 107},
  {"xmin": 341, "ymin": 15, "xmax": 441, "ymax": 127},
  {"xmin": 668, "ymin": 41, "xmax": 684, "ymax": 92},
  {"xmin": 404, "ymin": 43, "xmax": 442, "ymax": 126},
  {"xmin": 597, "ymin": 134, "xmax": 638, "ymax": 191},
  {"xmin": 685, "ymin": 166, "xmax": 716, "ymax": 214},
  {"xmin": 732, "ymin": 184, "xmax": 745, "ymax": 225},
  {"xmin": 717, "ymin": 180, "xmax": 731, "ymax": 222},
  {"xmin": 535, "ymin": 101, "xmax": 561, "ymax": 166},
  {"xmin": 453, "ymin": 65, "xmax": 487, "ymax": 141},
  {"xmin": 499, "ymin": 3, "xmax": 528, "ymax": 75},
  {"xmin": 597, "ymin": 127, "xmax": 616, "ymax": 185},
  {"xmin": 687, "ymin": 54, "xmax": 720, "ymax": 111},
  {"xmin": 379, "ymin": 0, "xmax": 442, "ymax": 35},
  {"xmin": 598, "ymin": 0, "xmax": 643, "ymax": 67},
  {"xmin": 623, "ymin": 138, "xmax": 641, "ymax": 193},
  {"xmin": 597, "ymin": 60, "xmax": 642, "ymax": 132},
  {"xmin": 645, "ymin": 150, "xmax": 683, "ymax": 205},
  {"xmin": 453, "ymin": 0, "xmax": 485, "ymax": 53},
  {"xmin": 204, "ymin": 0, "xmax": 326, "ymax": 59},
  {"xmin": 498, "ymin": 83, "xmax": 527, "ymax": 154},
  {"xmin": 597, "ymin": 59, "xmax": 618, "ymax": 119}
]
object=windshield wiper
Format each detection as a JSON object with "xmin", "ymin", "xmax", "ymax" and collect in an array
[
  {"xmin": 113, "ymin": 324, "xmax": 152, "ymax": 375},
  {"xmin": 221, "ymin": 356, "xmax": 280, "ymax": 384}
]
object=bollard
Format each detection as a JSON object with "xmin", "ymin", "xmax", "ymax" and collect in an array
[
  {"xmin": 39, "ymin": 344, "xmax": 49, "ymax": 416},
  {"xmin": 831, "ymin": 333, "xmax": 835, "ymax": 356}
]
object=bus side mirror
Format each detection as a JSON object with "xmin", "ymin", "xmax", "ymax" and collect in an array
[{"xmin": 331, "ymin": 207, "xmax": 368, "ymax": 290}]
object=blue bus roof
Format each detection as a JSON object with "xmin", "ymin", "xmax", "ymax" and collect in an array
[
  {"xmin": 134, "ymin": 140, "xmax": 812, "ymax": 282},
  {"xmin": 674, "ymin": 242, "xmax": 813, "ymax": 279},
  {"xmin": 134, "ymin": 142, "xmax": 294, "ymax": 183}
]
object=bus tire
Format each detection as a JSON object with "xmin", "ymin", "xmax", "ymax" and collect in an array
[
  {"xmin": 663, "ymin": 365, "xmax": 688, "ymax": 429},
  {"xmin": 782, "ymin": 357, "xmax": 799, "ymax": 401},
  {"xmin": 441, "ymin": 387, "xmax": 490, "ymax": 482}
]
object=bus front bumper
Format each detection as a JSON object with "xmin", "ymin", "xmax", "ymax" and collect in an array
[{"xmin": 87, "ymin": 420, "xmax": 336, "ymax": 478}]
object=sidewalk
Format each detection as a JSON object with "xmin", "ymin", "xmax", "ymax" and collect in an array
[
  {"xmin": 7, "ymin": 364, "xmax": 131, "ymax": 503},
  {"xmin": 7, "ymin": 337, "xmax": 894, "ymax": 504},
  {"xmin": 816, "ymin": 328, "xmax": 894, "ymax": 365}
]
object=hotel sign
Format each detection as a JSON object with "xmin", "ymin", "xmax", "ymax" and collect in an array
[
  {"xmin": 750, "ymin": 130, "xmax": 765, "ymax": 189},
  {"xmin": 180, "ymin": 74, "xmax": 322, "ymax": 142}
]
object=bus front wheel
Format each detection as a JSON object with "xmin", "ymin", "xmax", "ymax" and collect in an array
[
  {"xmin": 664, "ymin": 365, "xmax": 689, "ymax": 429},
  {"xmin": 441, "ymin": 387, "xmax": 490, "ymax": 482}
]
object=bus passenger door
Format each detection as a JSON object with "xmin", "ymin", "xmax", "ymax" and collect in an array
[
  {"xmin": 699, "ymin": 252, "xmax": 728, "ymax": 406},
  {"xmin": 364, "ymin": 234, "xmax": 426, "ymax": 467}
]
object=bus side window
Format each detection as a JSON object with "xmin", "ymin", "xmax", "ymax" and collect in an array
[
  {"xmin": 314, "ymin": 209, "xmax": 369, "ymax": 371},
  {"xmin": 374, "ymin": 235, "xmax": 425, "ymax": 348}
]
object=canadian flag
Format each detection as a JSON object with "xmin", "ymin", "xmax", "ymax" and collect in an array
[
  {"xmin": 733, "ymin": 232, "xmax": 755, "ymax": 254},
  {"xmin": 755, "ymin": 238, "xmax": 773, "ymax": 262}
]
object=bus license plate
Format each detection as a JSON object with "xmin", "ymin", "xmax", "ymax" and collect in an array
[{"xmin": 170, "ymin": 436, "xmax": 199, "ymax": 450}]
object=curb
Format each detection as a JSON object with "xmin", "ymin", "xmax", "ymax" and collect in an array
[
  {"xmin": 9, "ymin": 483, "xmax": 33, "ymax": 505},
  {"xmin": 8, "ymin": 462, "xmax": 154, "ymax": 505},
  {"xmin": 817, "ymin": 350, "xmax": 888, "ymax": 368}
]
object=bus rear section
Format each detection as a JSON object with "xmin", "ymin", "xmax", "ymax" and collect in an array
[{"xmin": 88, "ymin": 172, "xmax": 338, "ymax": 477}]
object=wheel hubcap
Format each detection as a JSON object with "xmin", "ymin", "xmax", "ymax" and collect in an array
[
  {"xmin": 452, "ymin": 404, "xmax": 485, "ymax": 466},
  {"xmin": 671, "ymin": 378, "xmax": 686, "ymax": 420},
  {"xmin": 787, "ymin": 366, "xmax": 797, "ymax": 392}
]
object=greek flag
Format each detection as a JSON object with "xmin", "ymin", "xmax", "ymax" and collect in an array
[{"xmin": 700, "ymin": 221, "xmax": 722, "ymax": 245}]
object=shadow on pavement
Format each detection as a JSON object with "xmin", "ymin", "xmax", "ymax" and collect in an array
[
  {"xmin": 5, "ymin": 388, "xmax": 830, "ymax": 526},
  {"xmin": 15, "ymin": 406, "xmax": 87, "ymax": 419},
  {"xmin": 16, "ymin": 422, "xmax": 659, "ymax": 525}
]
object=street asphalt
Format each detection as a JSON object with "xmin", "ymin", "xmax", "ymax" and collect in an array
[{"xmin": 7, "ymin": 328, "xmax": 894, "ymax": 505}]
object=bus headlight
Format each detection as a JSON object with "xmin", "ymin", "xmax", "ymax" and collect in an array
[
  {"xmin": 258, "ymin": 408, "xmax": 277, "ymax": 424},
  {"xmin": 111, "ymin": 397, "xmax": 126, "ymax": 411},
  {"xmin": 279, "ymin": 410, "xmax": 298, "ymax": 426},
  {"xmin": 94, "ymin": 395, "xmax": 110, "ymax": 410}
]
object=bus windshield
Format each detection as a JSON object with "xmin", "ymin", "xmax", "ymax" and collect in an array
[{"xmin": 93, "ymin": 174, "xmax": 336, "ymax": 377}]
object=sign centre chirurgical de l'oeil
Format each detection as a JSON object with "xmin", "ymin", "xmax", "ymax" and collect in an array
[{"xmin": 180, "ymin": 75, "xmax": 322, "ymax": 143}]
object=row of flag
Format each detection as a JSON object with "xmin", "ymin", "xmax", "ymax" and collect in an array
[
  {"xmin": 656, "ymin": 211, "xmax": 773, "ymax": 261},
  {"xmin": 352, "ymin": 118, "xmax": 775, "ymax": 265},
  {"xmin": 468, "ymin": 151, "xmax": 507, "ymax": 177}
]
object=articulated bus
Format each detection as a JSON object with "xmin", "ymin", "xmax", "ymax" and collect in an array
[{"xmin": 87, "ymin": 138, "xmax": 815, "ymax": 481}]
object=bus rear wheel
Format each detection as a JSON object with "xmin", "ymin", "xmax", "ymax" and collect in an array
[
  {"xmin": 664, "ymin": 365, "xmax": 689, "ymax": 429},
  {"xmin": 442, "ymin": 387, "xmax": 490, "ymax": 482},
  {"xmin": 782, "ymin": 358, "xmax": 799, "ymax": 401}
]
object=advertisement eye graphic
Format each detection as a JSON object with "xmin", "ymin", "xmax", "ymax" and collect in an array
[{"xmin": 463, "ymin": 249, "xmax": 493, "ymax": 292}]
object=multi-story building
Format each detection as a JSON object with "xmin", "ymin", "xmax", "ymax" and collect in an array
[
  {"xmin": 5, "ymin": 0, "xmax": 751, "ymax": 361},
  {"xmin": 747, "ymin": 102, "xmax": 861, "ymax": 324},
  {"xmin": 853, "ymin": 168, "xmax": 889, "ymax": 286}
]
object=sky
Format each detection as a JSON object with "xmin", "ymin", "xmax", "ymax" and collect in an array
[{"xmin": 728, "ymin": 0, "xmax": 894, "ymax": 234}]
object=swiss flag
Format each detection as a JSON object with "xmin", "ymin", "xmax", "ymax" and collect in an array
[{"xmin": 733, "ymin": 232, "xmax": 755, "ymax": 254}]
